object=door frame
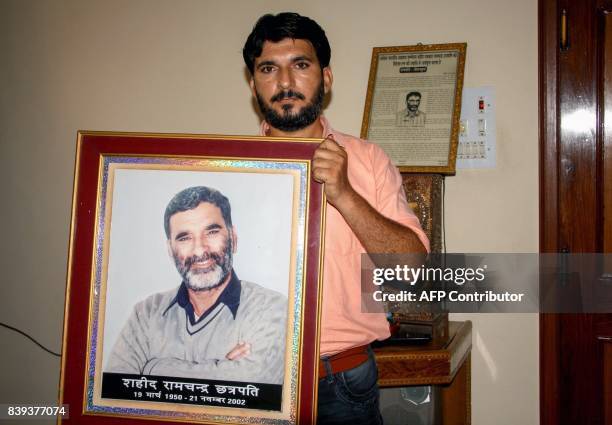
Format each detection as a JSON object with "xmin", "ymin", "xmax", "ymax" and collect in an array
[{"xmin": 539, "ymin": 0, "xmax": 561, "ymax": 422}]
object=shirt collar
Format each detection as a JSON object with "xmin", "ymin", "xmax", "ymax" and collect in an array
[
  {"xmin": 259, "ymin": 116, "xmax": 335, "ymax": 140},
  {"xmin": 164, "ymin": 270, "xmax": 241, "ymax": 321}
]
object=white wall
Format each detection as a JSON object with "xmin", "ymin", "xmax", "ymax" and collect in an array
[{"xmin": 0, "ymin": 1, "xmax": 538, "ymax": 424}]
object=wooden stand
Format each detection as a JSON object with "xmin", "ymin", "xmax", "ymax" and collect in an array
[
  {"xmin": 380, "ymin": 175, "xmax": 470, "ymax": 423},
  {"xmin": 374, "ymin": 321, "xmax": 472, "ymax": 425},
  {"xmin": 401, "ymin": 173, "xmax": 443, "ymax": 254}
]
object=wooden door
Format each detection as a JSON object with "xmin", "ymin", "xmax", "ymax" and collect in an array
[{"xmin": 540, "ymin": 0, "xmax": 612, "ymax": 424}]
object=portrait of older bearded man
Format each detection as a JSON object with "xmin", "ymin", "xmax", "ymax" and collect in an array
[{"xmin": 105, "ymin": 185, "xmax": 287, "ymax": 386}]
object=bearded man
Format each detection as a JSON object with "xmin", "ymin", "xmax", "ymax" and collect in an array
[
  {"xmin": 396, "ymin": 91, "xmax": 427, "ymax": 126},
  {"xmin": 105, "ymin": 186, "xmax": 287, "ymax": 385},
  {"xmin": 243, "ymin": 13, "xmax": 429, "ymax": 424}
]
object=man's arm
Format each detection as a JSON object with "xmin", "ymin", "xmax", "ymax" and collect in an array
[
  {"xmin": 142, "ymin": 346, "xmax": 282, "ymax": 385},
  {"xmin": 106, "ymin": 308, "xmax": 254, "ymax": 376},
  {"xmin": 312, "ymin": 137, "xmax": 427, "ymax": 254},
  {"xmin": 143, "ymin": 303, "xmax": 286, "ymax": 384},
  {"xmin": 105, "ymin": 307, "xmax": 150, "ymax": 374}
]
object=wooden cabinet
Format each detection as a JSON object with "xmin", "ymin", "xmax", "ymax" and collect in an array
[{"xmin": 374, "ymin": 321, "xmax": 472, "ymax": 425}]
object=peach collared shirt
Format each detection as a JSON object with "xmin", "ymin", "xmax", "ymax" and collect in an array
[{"xmin": 260, "ymin": 117, "xmax": 430, "ymax": 356}]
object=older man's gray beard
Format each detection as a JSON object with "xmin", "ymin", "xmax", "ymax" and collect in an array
[{"xmin": 174, "ymin": 239, "xmax": 233, "ymax": 292}]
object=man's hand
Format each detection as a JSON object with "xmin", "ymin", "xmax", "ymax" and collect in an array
[
  {"xmin": 313, "ymin": 136, "xmax": 427, "ymax": 255},
  {"xmin": 225, "ymin": 341, "xmax": 252, "ymax": 361},
  {"xmin": 312, "ymin": 136, "xmax": 356, "ymax": 209}
]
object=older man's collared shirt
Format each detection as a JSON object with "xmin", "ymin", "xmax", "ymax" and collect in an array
[
  {"xmin": 396, "ymin": 109, "xmax": 426, "ymax": 126},
  {"xmin": 260, "ymin": 117, "xmax": 429, "ymax": 356},
  {"xmin": 106, "ymin": 272, "xmax": 287, "ymax": 384},
  {"xmin": 172, "ymin": 272, "xmax": 241, "ymax": 325}
]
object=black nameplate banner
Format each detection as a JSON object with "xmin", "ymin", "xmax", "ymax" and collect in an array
[{"xmin": 101, "ymin": 373, "xmax": 282, "ymax": 411}]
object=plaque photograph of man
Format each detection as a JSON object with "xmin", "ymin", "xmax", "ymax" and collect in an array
[{"xmin": 396, "ymin": 91, "xmax": 427, "ymax": 127}]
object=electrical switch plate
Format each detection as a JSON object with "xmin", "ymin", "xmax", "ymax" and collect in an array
[{"xmin": 457, "ymin": 87, "xmax": 496, "ymax": 169}]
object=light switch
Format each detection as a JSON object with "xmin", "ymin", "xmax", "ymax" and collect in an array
[
  {"xmin": 460, "ymin": 120, "xmax": 468, "ymax": 137},
  {"xmin": 478, "ymin": 118, "xmax": 486, "ymax": 136}
]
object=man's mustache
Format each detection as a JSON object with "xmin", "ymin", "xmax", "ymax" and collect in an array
[
  {"xmin": 271, "ymin": 90, "xmax": 305, "ymax": 103},
  {"xmin": 183, "ymin": 253, "xmax": 221, "ymax": 271}
]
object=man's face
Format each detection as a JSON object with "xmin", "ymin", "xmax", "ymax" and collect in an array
[
  {"xmin": 167, "ymin": 202, "xmax": 237, "ymax": 292},
  {"xmin": 249, "ymin": 38, "xmax": 333, "ymax": 132},
  {"xmin": 407, "ymin": 95, "xmax": 421, "ymax": 112}
]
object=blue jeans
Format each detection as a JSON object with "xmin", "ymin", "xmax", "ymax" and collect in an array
[{"xmin": 317, "ymin": 347, "xmax": 383, "ymax": 425}]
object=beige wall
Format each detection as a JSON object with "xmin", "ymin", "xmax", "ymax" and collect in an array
[{"xmin": 0, "ymin": 1, "xmax": 538, "ymax": 424}]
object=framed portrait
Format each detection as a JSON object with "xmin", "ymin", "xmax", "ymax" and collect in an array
[
  {"xmin": 360, "ymin": 43, "xmax": 467, "ymax": 174},
  {"xmin": 59, "ymin": 132, "xmax": 325, "ymax": 424}
]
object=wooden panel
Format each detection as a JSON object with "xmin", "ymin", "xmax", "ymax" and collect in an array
[
  {"xmin": 375, "ymin": 321, "xmax": 471, "ymax": 387},
  {"xmin": 557, "ymin": 0, "xmax": 598, "ymax": 254},
  {"xmin": 539, "ymin": 0, "xmax": 559, "ymax": 256},
  {"xmin": 401, "ymin": 173, "xmax": 443, "ymax": 253},
  {"xmin": 539, "ymin": 0, "xmax": 561, "ymax": 421},
  {"xmin": 605, "ymin": 342, "xmax": 612, "ymax": 425},
  {"xmin": 558, "ymin": 315, "xmax": 602, "ymax": 424},
  {"xmin": 602, "ymin": 10, "xmax": 612, "ymax": 255},
  {"xmin": 441, "ymin": 354, "xmax": 471, "ymax": 425},
  {"xmin": 540, "ymin": 1, "xmax": 612, "ymax": 424},
  {"xmin": 597, "ymin": 14, "xmax": 612, "ymax": 424}
]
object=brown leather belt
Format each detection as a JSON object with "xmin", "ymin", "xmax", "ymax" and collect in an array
[{"xmin": 319, "ymin": 344, "xmax": 369, "ymax": 379}]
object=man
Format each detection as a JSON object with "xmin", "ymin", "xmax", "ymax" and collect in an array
[
  {"xmin": 105, "ymin": 186, "xmax": 287, "ymax": 385},
  {"xmin": 396, "ymin": 91, "xmax": 427, "ymax": 126},
  {"xmin": 243, "ymin": 13, "xmax": 429, "ymax": 424}
]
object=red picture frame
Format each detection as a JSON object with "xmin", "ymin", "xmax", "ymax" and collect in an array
[{"xmin": 59, "ymin": 132, "xmax": 325, "ymax": 424}]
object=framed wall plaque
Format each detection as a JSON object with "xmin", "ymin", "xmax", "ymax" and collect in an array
[
  {"xmin": 59, "ymin": 132, "xmax": 325, "ymax": 424},
  {"xmin": 361, "ymin": 43, "xmax": 467, "ymax": 174}
]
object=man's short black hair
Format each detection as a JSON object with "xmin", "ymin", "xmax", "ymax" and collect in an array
[
  {"xmin": 164, "ymin": 186, "xmax": 232, "ymax": 239},
  {"xmin": 243, "ymin": 12, "xmax": 331, "ymax": 74},
  {"xmin": 406, "ymin": 91, "xmax": 422, "ymax": 100}
]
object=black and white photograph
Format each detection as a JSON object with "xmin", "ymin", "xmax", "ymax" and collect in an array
[{"xmin": 396, "ymin": 91, "xmax": 427, "ymax": 127}]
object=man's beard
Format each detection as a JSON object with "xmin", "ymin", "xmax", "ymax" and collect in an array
[
  {"xmin": 173, "ymin": 237, "xmax": 233, "ymax": 292},
  {"xmin": 256, "ymin": 81, "xmax": 324, "ymax": 132}
]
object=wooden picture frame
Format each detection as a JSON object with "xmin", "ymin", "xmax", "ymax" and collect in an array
[
  {"xmin": 361, "ymin": 43, "xmax": 467, "ymax": 174},
  {"xmin": 59, "ymin": 132, "xmax": 326, "ymax": 424}
]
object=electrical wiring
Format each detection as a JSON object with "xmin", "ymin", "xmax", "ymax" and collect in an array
[{"xmin": 0, "ymin": 322, "xmax": 61, "ymax": 357}]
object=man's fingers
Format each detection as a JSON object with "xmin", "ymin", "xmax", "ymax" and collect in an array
[
  {"xmin": 225, "ymin": 342, "xmax": 252, "ymax": 360},
  {"xmin": 314, "ymin": 139, "xmax": 347, "ymax": 165},
  {"xmin": 318, "ymin": 136, "xmax": 345, "ymax": 153},
  {"xmin": 313, "ymin": 157, "xmax": 341, "ymax": 184},
  {"xmin": 312, "ymin": 136, "xmax": 353, "ymax": 205},
  {"xmin": 313, "ymin": 149, "xmax": 345, "ymax": 164},
  {"xmin": 312, "ymin": 158, "xmax": 336, "ymax": 171},
  {"xmin": 226, "ymin": 342, "xmax": 251, "ymax": 360},
  {"xmin": 313, "ymin": 167, "xmax": 332, "ymax": 184}
]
